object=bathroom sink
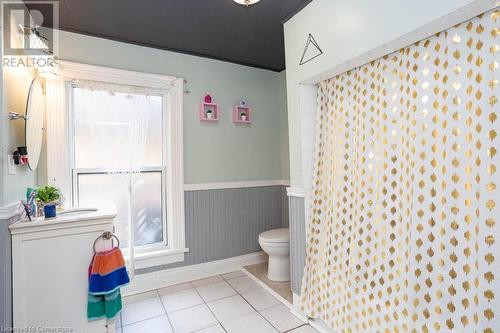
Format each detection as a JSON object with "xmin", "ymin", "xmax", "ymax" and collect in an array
[{"xmin": 58, "ymin": 208, "xmax": 98, "ymax": 217}]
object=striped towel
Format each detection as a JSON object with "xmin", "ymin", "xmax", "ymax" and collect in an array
[
  {"xmin": 89, "ymin": 247, "xmax": 130, "ymax": 295},
  {"xmin": 87, "ymin": 247, "xmax": 130, "ymax": 321},
  {"xmin": 87, "ymin": 289, "xmax": 122, "ymax": 321}
]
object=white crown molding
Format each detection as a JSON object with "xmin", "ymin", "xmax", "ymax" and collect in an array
[
  {"xmin": 122, "ymin": 251, "xmax": 267, "ymax": 296},
  {"xmin": 0, "ymin": 202, "xmax": 21, "ymax": 220},
  {"xmin": 286, "ymin": 187, "xmax": 306, "ymax": 198},
  {"xmin": 184, "ymin": 180, "xmax": 290, "ymax": 191}
]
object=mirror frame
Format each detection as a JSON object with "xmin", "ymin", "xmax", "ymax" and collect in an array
[{"xmin": 24, "ymin": 77, "xmax": 46, "ymax": 171}]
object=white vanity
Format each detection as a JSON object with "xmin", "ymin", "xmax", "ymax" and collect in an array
[{"xmin": 9, "ymin": 208, "xmax": 117, "ymax": 333}]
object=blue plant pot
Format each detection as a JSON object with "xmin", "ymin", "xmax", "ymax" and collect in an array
[{"xmin": 44, "ymin": 204, "xmax": 57, "ymax": 219}]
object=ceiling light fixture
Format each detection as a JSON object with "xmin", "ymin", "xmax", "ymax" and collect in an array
[{"xmin": 233, "ymin": 0, "xmax": 260, "ymax": 7}]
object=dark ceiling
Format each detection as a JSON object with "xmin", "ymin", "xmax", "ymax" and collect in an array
[{"xmin": 26, "ymin": 0, "xmax": 312, "ymax": 71}]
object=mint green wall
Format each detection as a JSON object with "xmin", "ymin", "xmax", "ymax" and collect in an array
[
  {"xmin": 57, "ymin": 30, "xmax": 289, "ymax": 184},
  {"xmin": 1, "ymin": 30, "xmax": 289, "ymax": 206},
  {"xmin": 278, "ymin": 70, "xmax": 290, "ymax": 180},
  {"xmin": 0, "ymin": 30, "xmax": 4, "ymax": 206},
  {"xmin": 1, "ymin": 67, "xmax": 38, "ymax": 205}
]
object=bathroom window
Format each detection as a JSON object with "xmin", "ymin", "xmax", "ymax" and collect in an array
[
  {"xmin": 53, "ymin": 61, "xmax": 187, "ymax": 269},
  {"xmin": 72, "ymin": 87, "xmax": 165, "ymax": 248}
]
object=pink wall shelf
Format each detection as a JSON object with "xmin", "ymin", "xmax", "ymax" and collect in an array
[
  {"xmin": 200, "ymin": 93, "xmax": 219, "ymax": 122},
  {"xmin": 233, "ymin": 100, "xmax": 251, "ymax": 124},
  {"xmin": 199, "ymin": 103, "xmax": 219, "ymax": 121}
]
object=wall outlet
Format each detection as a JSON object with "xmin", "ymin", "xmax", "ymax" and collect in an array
[{"xmin": 8, "ymin": 155, "xmax": 17, "ymax": 175}]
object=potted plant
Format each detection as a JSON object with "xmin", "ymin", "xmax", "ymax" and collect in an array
[
  {"xmin": 206, "ymin": 109, "xmax": 213, "ymax": 119},
  {"xmin": 36, "ymin": 185, "xmax": 61, "ymax": 219}
]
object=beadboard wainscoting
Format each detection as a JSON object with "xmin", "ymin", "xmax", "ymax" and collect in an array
[
  {"xmin": 287, "ymin": 188, "xmax": 306, "ymax": 296},
  {"xmin": 137, "ymin": 185, "xmax": 289, "ymax": 275},
  {"xmin": 0, "ymin": 215, "xmax": 18, "ymax": 329}
]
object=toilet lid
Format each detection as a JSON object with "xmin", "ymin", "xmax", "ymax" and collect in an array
[{"xmin": 259, "ymin": 228, "xmax": 289, "ymax": 243}]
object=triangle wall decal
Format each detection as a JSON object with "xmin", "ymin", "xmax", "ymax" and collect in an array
[{"xmin": 299, "ymin": 33, "xmax": 323, "ymax": 66}]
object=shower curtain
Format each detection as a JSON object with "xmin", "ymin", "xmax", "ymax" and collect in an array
[{"xmin": 300, "ymin": 9, "xmax": 498, "ymax": 333}]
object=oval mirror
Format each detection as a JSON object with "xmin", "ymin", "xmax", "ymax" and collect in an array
[{"xmin": 25, "ymin": 77, "xmax": 45, "ymax": 171}]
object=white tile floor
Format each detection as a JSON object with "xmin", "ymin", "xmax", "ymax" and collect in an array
[{"xmin": 116, "ymin": 271, "xmax": 318, "ymax": 333}]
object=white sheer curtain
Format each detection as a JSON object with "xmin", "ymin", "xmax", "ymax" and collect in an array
[{"xmin": 73, "ymin": 80, "xmax": 160, "ymax": 278}]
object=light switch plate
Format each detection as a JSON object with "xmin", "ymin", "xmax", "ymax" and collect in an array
[{"xmin": 8, "ymin": 155, "xmax": 17, "ymax": 175}]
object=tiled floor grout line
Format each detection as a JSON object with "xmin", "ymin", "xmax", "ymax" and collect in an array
[
  {"xmin": 190, "ymin": 277, "xmax": 229, "ymax": 333},
  {"xmin": 120, "ymin": 313, "xmax": 168, "ymax": 329},
  {"xmin": 283, "ymin": 324, "xmax": 309, "ymax": 333},
  {"xmin": 224, "ymin": 272, "xmax": 284, "ymax": 333},
  {"xmin": 115, "ymin": 312, "xmax": 123, "ymax": 333},
  {"xmin": 157, "ymin": 289, "xmax": 177, "ymax": 333}
]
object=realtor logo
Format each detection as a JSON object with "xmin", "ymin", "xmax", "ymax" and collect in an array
[{"xmin": 2, "ymin": 1, "xmax": 58, "ymax": 58}]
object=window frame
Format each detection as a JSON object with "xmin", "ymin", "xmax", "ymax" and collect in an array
[
  {"xmin": 71, "ymin": 168, "xmax": 168, "ymax": 249},
  {"xmin": 57, "ymin": 61, "xmax": 187, "ymax": 269}
]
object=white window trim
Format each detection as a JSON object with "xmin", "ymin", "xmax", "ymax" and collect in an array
[{"xmin": 51, "ymin": 60, "xmax": 187, "ymax": 267}]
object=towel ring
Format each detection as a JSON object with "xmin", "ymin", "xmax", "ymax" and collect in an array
[{"xmin": 93, "ymin": 231, "xmax": 120, "ymax": 253}]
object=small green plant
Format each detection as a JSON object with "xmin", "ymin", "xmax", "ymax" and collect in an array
[{"xmin": 36, "ymin": 185, "xmax": 60, "ymax": 205}]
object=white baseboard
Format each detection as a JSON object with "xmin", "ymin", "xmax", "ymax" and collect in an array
[{"xmin": 122, "ymin": 251, "xmax": 268, "ymax": 296}]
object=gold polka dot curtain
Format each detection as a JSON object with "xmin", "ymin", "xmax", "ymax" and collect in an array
[{"xmin": 300, "ymin": 9, "xmax": 498, "ymax": 333}]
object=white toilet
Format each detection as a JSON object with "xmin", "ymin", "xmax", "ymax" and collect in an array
[{"xmin": 258, "ymin": 228, "xmax": 290, "ymax": 282}]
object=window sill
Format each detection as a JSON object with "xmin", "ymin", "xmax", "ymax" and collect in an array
[{"xmin": 124, "ymin": 247, "xmax": 189, "ymax": 270}]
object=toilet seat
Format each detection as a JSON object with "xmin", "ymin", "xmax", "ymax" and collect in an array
[{"xmin": 259, "ymin": 228, "xmax": 289, "ymax": 243}]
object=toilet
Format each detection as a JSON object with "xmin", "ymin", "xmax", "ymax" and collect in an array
[{"xmin": 258, "ymin": 228, "xmax": 290, "ymax": 282}]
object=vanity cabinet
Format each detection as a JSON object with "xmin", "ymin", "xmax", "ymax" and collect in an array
[{"xmin": 9, "ymin": 209, "xmax": 117, "ymax": 333}]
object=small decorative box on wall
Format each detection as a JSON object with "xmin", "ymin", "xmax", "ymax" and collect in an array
[
  {"xmin": 200, "ymin": 93, "xmax": 219, "ymax": 122},
  {"xmin": 233, "ymin": 99, "xmax": 251, "ymax": 124}
]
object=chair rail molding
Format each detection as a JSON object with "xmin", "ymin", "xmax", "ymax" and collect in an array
[
  {"xmin": 0, "ymin": 202, "xmax": 20, "ymax": 220},
  {"xmin": 185, "ymin": 180, "xmax": 290, "ymax": 191},
  {"xmin": 286, "ymin": 187, "xmax": 306, "ymax": 198}
]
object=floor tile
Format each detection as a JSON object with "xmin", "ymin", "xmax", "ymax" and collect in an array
[
  {"xmin": 158, "ymin": 282, "xmax": 193, "ymax": 296},
  {"xmin": 195, "ymin": 281, "xmax": 237, "ymax": 302},
  {"xmin": 122, "ymin": 315, "xmax": 173, "ymax": 333},
  {"xmin": 226, "ymin": 276, "xmax": 261, "ymax": 294},
  {"xmin": 221, "ymin": 271, "xmax": 246, "ymax": 280},
  {"xmin": 195, "ymin": 325, "xmax": 226, "ymax": 333},
  {"xmin": 288, "ymin": 325, "xmax": 320, "ymax": 333},
  {"xmin": 207, "ymin": 295, "xmax": 256, "ymax": 324},
  {"xmin": 161, "ymin": 288, "xmax": 204, "ymax": 313},
  {"xmin": 259, "ymin": 304, "xmax": 304, "ymax": 332},
  {"xmin": 168, "ymin": 304, "xmax": 218, "ymax": 333},
  {"xmin": 122, "ymin": 290, "xmax": 159, "ymax": 305},
  {"xmin": 121, "ymin": 296, "xmax": 166, "ymax": 326},
  {"xmin": 191, "ymin": 275, "xmax": 224, "ymax": 287},
  {"xmin": 241, "ymin": 288, "xmax": 281, "ymax": 311},
  {"xmin": 222, "ymin": 312, "xmax": 278, "ymax": 333}
]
